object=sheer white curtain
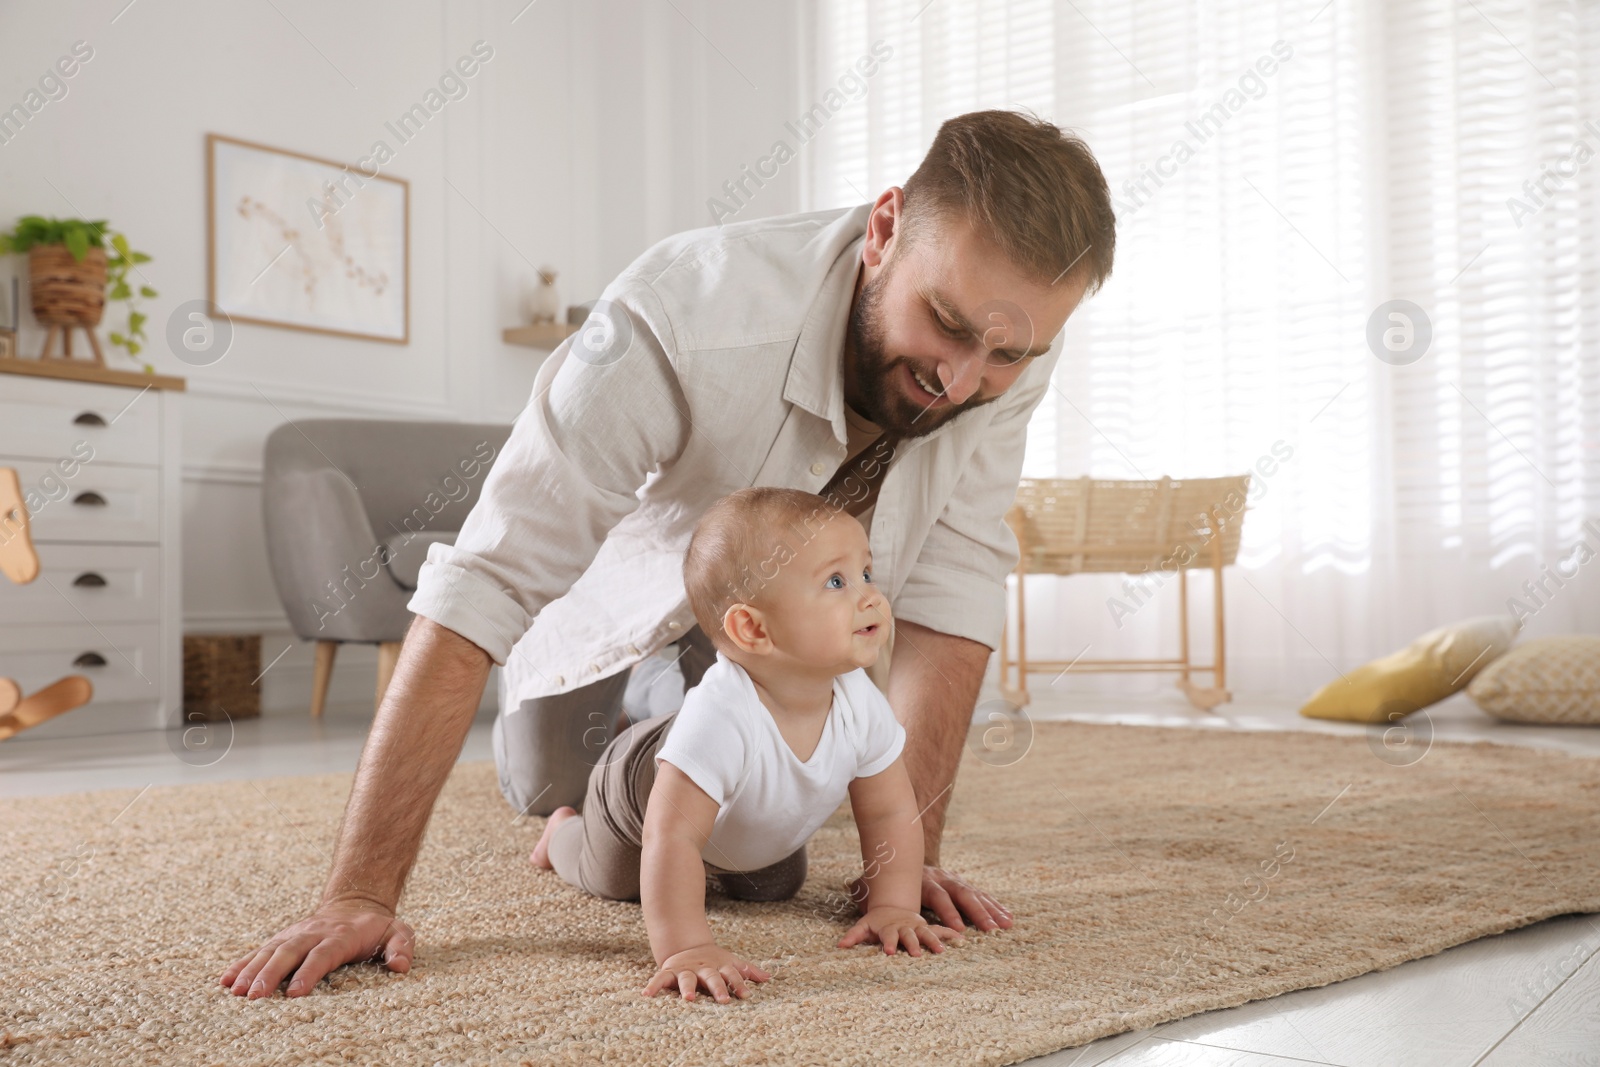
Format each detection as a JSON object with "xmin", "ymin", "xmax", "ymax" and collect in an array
[{"xmin": 803, "ymin": 0, "xmax": 1600, "ymax": 699}]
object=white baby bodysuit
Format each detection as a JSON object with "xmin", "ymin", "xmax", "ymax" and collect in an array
[{"xmin": 653, "ymin": 649, "xmax": 906, "ymax": 872}]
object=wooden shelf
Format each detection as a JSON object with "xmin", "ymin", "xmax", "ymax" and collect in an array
[
  {"xmin": 0, "ymin": 356, "xmax": 186, "ymax": 392},
  {"xmin": 502, "ymin": 322, "xmax": 578, "ymax": 351}
]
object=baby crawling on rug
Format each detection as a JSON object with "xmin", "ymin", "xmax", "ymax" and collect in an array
[{"xmin": 530, "ymin": 485, "xmax": 964, "ymax": 1003}]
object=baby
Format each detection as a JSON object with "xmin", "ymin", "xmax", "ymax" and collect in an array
[{"xmin": 530, "ymin": 485, "xmax": 964, "ymax": 1002}]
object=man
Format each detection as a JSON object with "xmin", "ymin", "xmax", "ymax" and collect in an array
[{"xmin": 222, "ymin": 108, "xmax": 1116, "ymax": 999}]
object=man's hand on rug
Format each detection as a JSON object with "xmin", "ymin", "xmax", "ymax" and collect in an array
[
  {"xmin": 643, "ymin": 943, "xmax": 771, "ymax": 1004},
  {"xmin": 922, "ymin": 866, "xmax": 1013, "ymax": 932},
  {"xmin": 219, "ymin": 901, "xmax": 416, "ymax": 999},
  {"xmin": 837, "ymin": 905, "xmax": 964, "ymax": 956},
  {"xmin": 847, "ymin": 865, "xmax": 1012, "ymax": 933}
]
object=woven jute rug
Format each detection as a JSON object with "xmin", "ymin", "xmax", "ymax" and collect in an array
[{"xmin": 3, "ymin": 721, "xmax": 1599, "ymax": 1066}]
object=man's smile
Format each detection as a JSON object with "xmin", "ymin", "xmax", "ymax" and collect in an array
[{"xmin": 902, "ymin": 361, "xmax": 949, "ymax": 407}]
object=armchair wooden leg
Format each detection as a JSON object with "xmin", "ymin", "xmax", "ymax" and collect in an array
[
  {"xmin": 375, "ymin": 641, "xmax": 402, "ymax": 712},
  {"xmin": 999, "ymin": 605, "xmax": 1014, "ymax": 701},
  {"xmin": 1015, "ymin": 565, "xmax": 1031, "ymax": 707},
  {"xmin": 311, "ymin": 640, "xmax": 338, "ymax": 718}
]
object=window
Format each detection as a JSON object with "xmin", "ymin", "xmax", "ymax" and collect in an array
[{"xmin": 806, "ymin": 0, "xmax": 1600, "ymax": 691}]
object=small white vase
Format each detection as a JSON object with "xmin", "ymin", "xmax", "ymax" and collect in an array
[{"xmin": 525, "ymin": 266, "xmax": 561, "ymax": 324}]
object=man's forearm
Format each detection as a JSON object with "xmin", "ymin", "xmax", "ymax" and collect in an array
[
  {"xmin": 884, "ymin": 618, "xmax": 990, "ymax": 866},
  {"xmin": 320, "ymin": 615, "xmax": 492, "ymax": 911}
]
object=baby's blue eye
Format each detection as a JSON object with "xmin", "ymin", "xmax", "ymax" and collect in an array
[
  {"xmin": 826, "ymin": 574, "xmax": 845, "ymax": 589},
  {"xmin": 863, "ymin": 568, "xmax": 873, "ymax": 583}
]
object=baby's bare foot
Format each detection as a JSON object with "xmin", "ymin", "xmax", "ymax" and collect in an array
[{"xmin": 530, "ymin": 806, "xmax": 578, "ymax": 869}]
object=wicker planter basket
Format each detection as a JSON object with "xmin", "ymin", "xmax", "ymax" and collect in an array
[
  {"xmin": 28, "ymin": 245, "xmax": 107, "ymax": 327},
  {"xmin": 182, "ymin": 634, "xmax": 262, "ymax": 723}
]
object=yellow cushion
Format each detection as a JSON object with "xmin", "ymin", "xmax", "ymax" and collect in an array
[
  {"xmin": 1298, "ymin": 615, "xmax": 1521, "ymax": 723},
  {"xmin": 1468, "ymin": 635, "xmax": 1600, "ymax": 724}
]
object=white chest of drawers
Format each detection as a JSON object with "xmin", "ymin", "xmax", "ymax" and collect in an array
[{"xmin": 0, "ymin": 359, "xmax": 185, "ymax": 736}]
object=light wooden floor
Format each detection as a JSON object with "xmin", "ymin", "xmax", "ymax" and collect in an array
[{"xmin": 1, "ymin": 683, "xmax": 1594, "ymax": 1066}]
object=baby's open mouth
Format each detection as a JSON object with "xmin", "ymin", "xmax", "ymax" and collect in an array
[{"xmin": 855, "ymin": 624, "xmax": 879, "ymax": 635}]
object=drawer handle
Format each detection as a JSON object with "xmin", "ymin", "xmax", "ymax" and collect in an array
[
  {"xmin": 73, "ymin": 412, "xmax": 108, "ymax": 427},
  {"xmin": 72, "ymin": 572, "xmax": 108, "ymax": 588},
  {"xmin": 72, "ymin": 491, "xmax": 108, "ymax": 507},
  {"xmin": 73, "ymin": 652, "xmax": 108, "ymax": 668}
]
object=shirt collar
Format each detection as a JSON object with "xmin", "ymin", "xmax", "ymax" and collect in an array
[{"xmin": 784, "ymin": 205, "xmax": 872, "ymax": 449}]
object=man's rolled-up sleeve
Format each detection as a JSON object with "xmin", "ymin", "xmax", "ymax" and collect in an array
[
  {"xmin": 893, "ymin": 342, "xmax": 1057, "ymax": 653},
  {"xmin": 407, "ymin": 280, "xmax": 691, "ymax": 665}
]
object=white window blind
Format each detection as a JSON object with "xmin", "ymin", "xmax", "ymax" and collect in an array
[{"xmin": 805, "ymin": 0, "xmax": 1600, "ymax": 695}]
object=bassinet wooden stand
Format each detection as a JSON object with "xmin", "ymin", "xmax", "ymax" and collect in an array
[{"xmin": 998, "ymin": 475, "xmax": 1251, "ymax": 712}]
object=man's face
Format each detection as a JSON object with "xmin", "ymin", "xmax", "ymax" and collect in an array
[{"xmin": 843, "ymin": 190, "xmax": 1091, "ymax": 438}]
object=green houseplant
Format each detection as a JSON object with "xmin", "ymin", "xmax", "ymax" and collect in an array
[{"xmin": 0, "ymin": 215, "xmax": 157, "ymax": 372}]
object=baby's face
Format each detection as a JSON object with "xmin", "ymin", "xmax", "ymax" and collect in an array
[{"xmin": 754, "ymin": 512, "xmax": 890, "ymax": 673}]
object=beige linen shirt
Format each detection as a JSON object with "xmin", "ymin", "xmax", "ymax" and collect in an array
[{"xmin": 407, "ymin": 202, "xmax": 1062, "ymax": 703}]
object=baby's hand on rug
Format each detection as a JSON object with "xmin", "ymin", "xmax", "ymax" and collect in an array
[
  {"xmin": 837, "ymin": 906, "xmax": 964, "ymax": 957},
  {"xmin": 643, "ymin": 943, "xmax": 771, "ymax": 1003}
]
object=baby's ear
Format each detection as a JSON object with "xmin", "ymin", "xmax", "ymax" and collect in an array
[{"xmin": 721, "ymin": 603, "xmax": 768, "ymax": 653}]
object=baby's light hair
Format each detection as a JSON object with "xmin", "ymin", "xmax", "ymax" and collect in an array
[{"xmin": 683, "ymin": 486, "xmax": 854, "ymax": 651}]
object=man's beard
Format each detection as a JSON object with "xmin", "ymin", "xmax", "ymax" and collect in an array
[{"xmin": 844, "ymin": 260, "xmax": 996, "ymax": 439}]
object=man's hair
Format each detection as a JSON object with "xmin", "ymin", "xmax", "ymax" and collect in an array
[
  {"xmin": 898, "ymin": 107, "xmax": 1116, "ymax": 293},
  {"xmin": 683, "ymin": 486, "xmax": 847, "ymax": 651}
]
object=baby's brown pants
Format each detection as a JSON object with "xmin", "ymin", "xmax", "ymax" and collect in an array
[{"xmin": 547, "ymin": 707, "xmax": 809, "ymax": 902}]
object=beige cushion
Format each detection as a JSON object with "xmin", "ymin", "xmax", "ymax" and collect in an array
[
  {"xmin": 1468, "ymin": 635, "xmax": 1600, "ymax": 724},
  {"xmin": 1298, "ymin": 615, "xmax": 1521, "ymax": 723}
]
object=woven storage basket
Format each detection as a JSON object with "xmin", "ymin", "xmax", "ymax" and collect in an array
[
  {"xmin": 182, "ymin": 634, "xmax": 261, "ymax": 722},
  {"xmin": 1008, "ymin": 475, "xmax": 1249, "ymax": 576},
  {"xmin": 28, "ymin": 245, "xmax": 107, "ymax": 327}
]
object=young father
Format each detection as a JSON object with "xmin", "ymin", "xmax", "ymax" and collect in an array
[{"xmin": 222, "ymin": 108, "xmax": 1116, "ymax": 999}]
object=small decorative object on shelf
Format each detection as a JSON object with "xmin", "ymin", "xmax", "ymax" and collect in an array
[
  {"xmin": 502, "ymin": 303, "xmax": 583, "ymax": 351},
  {"xmin": 524, "ymin": 265, "xmax": 562, "ymax": 324},
  {"xmin": 0, "ymin": 216, "xmax": 157, "ymax": 372}
]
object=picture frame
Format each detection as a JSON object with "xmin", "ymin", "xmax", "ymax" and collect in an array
[{"xmin": 206, "ymin": 133, "xmax": 409, "ymax": 344}]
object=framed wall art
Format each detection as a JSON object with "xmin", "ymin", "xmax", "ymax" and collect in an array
[{"xmin": 206, "ymin": 133, "xmax": 409, "ymax": 344}]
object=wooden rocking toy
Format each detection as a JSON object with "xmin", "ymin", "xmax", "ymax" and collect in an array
[{"xmin": 0, "ymin": 466, "xmax": 93, "ymax": 740}]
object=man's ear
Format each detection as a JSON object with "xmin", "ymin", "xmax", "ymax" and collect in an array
[
  {"xmin": 863, "ymin": 185, "xmax": 905, "ymax": 270},
  {"xmin": 722, "ymin": 602, "xmax": 771, "ymax": 654}
]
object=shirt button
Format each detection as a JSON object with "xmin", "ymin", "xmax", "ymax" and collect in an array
[
  {"xmin": 667, "ymin": 620, "xmax": 681, "ymax": 631},
  {"xmin": 590, "ymin": 663, "xmax": 601, "ymax": 673},
  {"xmin": 555, "ymin": 675, "xmax": 565, "ymax": 686},
  {"xmin": 627, "ymin": 644, "xmax": 640, "ymax": 655},
  {"xmin": 811, "ymin": 461, "xmax": 827, "ymax": 474}
]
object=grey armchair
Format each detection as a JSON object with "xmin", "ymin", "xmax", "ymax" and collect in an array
[{"xmin": 262, "ymin": 418, "xmax": 513, "ymax": 716}]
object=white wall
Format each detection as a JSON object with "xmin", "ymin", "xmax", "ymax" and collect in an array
[{"xmin": 0, "ymin": 0, "xmax": 803, "ymax": 712}]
